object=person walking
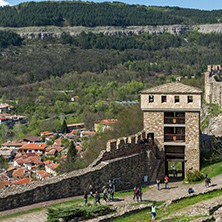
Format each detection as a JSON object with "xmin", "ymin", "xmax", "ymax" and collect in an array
[
  {"xmin": 108, "ymin": 187, "xmax": 114, "ymax": 201},
  {"xmin": 138, "ymin": 186, "xmax": 143, "ymax": 202},
  {"xmin": 152, "ymin": 201, "xmax": 157, "ymax": 222},
  {"xmin": 156, "ymin": 177, "xmax": 160, "ymax": 190},
  {"xmin": 102, "ymin": 186, "xmax": 107, "ymax": 202},
  {"xmin": 205, "ymin": 174, "xmax": 211, "ymax": 188},
  {"xmin": 89, "ymin": 184, "xmax": 94, "ymax": 198},
  {"xmin": 164, "ymin": 175, "xmax": 169, "ymax": 189},
  {"xmin": 133, "ymin": 186, "xmax": 137, "ymax": 201},
  {"xmin": 95, "ymin": 191, "xmax": 101, "ymax": 204},
  {"xmin": 83, "ymin": 191, "xmax": 87, "ymax": 205}
]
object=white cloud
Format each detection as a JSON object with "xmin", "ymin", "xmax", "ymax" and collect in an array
[{"xmin": 0, "ymin": 0, "xmax": 11, "ymax": 6}]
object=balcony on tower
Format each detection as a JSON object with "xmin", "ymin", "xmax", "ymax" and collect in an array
[
  {"xmin": 164, "ymin": 112, "xmax": 185, "ymax": 125},
  {"xmin": 164, "ymin": 127, "xmax": 185, "ymax": 142}
]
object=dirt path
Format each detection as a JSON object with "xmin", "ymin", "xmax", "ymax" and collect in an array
[{"xmin": 1, "ymin": 175, "xmax": 222, "ymax": 222}]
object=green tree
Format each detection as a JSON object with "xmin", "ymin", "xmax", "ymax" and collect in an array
[{"xmin": 61, "ymin": 120, "xmax": 70, "ymax": 134}]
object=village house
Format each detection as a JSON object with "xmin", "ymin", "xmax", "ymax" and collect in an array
[
  {"xmin": 0, "ymin": 103, "xmax": 14, "ymax": 114},
  {"xmin": 1, "ymin": 140, "xmax": 27, "ymax": 151},
  {"xmin": 0, "ymin": 181, "xmax": 10, "ymax": 189},
  {"xmin": 36, "ymin": 170, "xmax": 51, "ymax": 180},
  {"xmin": 23, "ymin": 136, "xmax": 41, "ymax": 143},
  {"xmin": 18, "ymin": 143, "xmax": 46, "ymax": 153},
  {"xmin": 12, "ymin": 168, "xmax": 30, "ymax": 180},
  {"xmin": 67, "ymin": 123, "xmax": 85, "ymax": 131},
  {"xmin": 94, "ymin": 119, "xmax": 118, "ymax": 132},
  {"xmin": 44, "ymin": 160, "xmax": 59, "ymax": 176},
  {"xmin": 0, "ymin": 148, "xmax": 14, "ymax": 161},
  {"xmin": 80, "ymin": 131, "xmax": 96, "ymax": 138},
  {"xmin": 13, "ymin": 178, "xmax": 33, "ymax": 185}
]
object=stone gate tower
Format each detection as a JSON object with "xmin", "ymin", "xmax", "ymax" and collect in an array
[{"xmin": 141, "ymin": 82, "xmax": 202, "ymax": 177}]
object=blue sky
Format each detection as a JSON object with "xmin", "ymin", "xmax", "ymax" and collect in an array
[{"xmin": 1, "ymin": 0, "xmax": 222, "ymax": 10}]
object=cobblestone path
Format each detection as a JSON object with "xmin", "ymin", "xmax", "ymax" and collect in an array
[{"xmin": 1, "ymin": 175, "xmax": 222, "ymax": 222}]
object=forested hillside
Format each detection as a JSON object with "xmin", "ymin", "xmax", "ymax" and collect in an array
[
  {"xmin": 0, "ymin": 29, "xmax": 221, "ymax": 131},
  {"xmin": 0, "ymin": 1, "xmax": 222, "ymax": 27}
]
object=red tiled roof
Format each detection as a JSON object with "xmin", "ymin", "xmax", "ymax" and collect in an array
[
  {"xmin": 76, "ymin": 146, "xmax": 83, "ymax": 151},
  {"xmin": 98, "ymin": 119, "xmax": 118, "ymax": 126},
  {"xmin": 67, "ymin": 123, "xmax": 84, "ymax": 127},
  {"xmin": 56, "ymin": 147, "xmax": 64, "ymax": 153},
  {"xmin": 46, "ymin": 163, "xmax": 59, "ymax": 170},
  {"xmin": 81, "ymin": 131, "xmax": 96, "ymax": 135},
  {"xmin": 19, "ymin": 143, "xmax": 46, "ymax": 151},
  {"xmin": 7, "ymin": 166, "xmax": 20, "ymax": 172},
  {"xmin": 13, "ymin": 168, "xmax": 26, "ymax": 177},
  {"xmin": 41, "ymin": 131, "xmax": 54, "ymax": 136},
  {"xmin": 23, "ymin": 136, "xmax": 41, "ymax": 142},
  {"xmin": 15, "ymin": 158, "xmax": 24, "ymax": 165},
  {"xmin": 46, "ymin": 149, "xmax": 56, "ymax": 155},
  {"xmin": 44, "ymin": 160, "xmax": 52, "ymax": 165},
  {"xmin": 14, "ymin": 178, "xmax": 32, "ymax": 185},
  {"xmin": 0, "ymin": 181, "xmax": 10, "ymax": 186}
]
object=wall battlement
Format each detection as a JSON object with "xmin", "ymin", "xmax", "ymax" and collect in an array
[{"xmin": 102, "ymin": 130, "xmax": 155, "ymax": 161}]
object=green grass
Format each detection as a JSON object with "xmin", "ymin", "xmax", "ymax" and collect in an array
[
  {"xmin": 161, "ymin": 215, "xmax": 209, "ymax": 222},
  {"xmin": 0, "ymin": 207, "xmax": 43, "ymax": 220},
  {"xmin": 112, "ymin": 190, "xmax": 222, "ymax": 222},
  {"xmin": 130, "ymin": 201, "xmax": 164, "ymax": 207},
  {"xmin": 184, "ymin": 161, "xmax": 222, "ymax": 185},
  {"xmin": 0, "ymin": 186, "xmax": 150, "ymax": 220},
  {"xmin": 201, "ymin": 161, "xmax": 222, "ymax": 179}
]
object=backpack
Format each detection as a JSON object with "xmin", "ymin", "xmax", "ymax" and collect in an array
[{"xmin": 134, "ymin": 189, "xmax": 137, "ymax": 195}]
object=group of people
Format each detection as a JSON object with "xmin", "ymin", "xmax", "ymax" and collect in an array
[
  {"xmin": 133, "ymin": 186, "xmax": 143, "ymax": 202},
  {"xmin": 84, "ymin": 184, "xmax": 115, "ymax": 205},
  {"xmin": 156, "ymin": 175, "xmax": 169, "ymax": 190}
]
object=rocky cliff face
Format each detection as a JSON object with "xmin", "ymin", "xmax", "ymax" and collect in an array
[{"xmin": 1, "ymin": 23, "xmax": 222, "ymax": 39}]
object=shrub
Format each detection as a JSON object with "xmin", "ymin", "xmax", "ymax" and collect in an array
[
  {"xmin": 47, "ymin": 203, "xmax": 111, "ymax": 222},
  {"xmin": 186, "ymin": 170, "xmax": 202, "ymax": 182}
]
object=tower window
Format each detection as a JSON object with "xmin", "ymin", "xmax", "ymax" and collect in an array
[
  {"xmin": 188, "ymin": 96, "xmax": 193, "ymax": 103},
  {"xmin": 175, "ymin": 96, "xmax": 180, "ymax": 103},
  {"xmin": 149, "ymin": 95, "xmax": 154, "ymax": 103},
  {"xmin": 162, "ymin": 96, "xmax": 167, "ymax": 103}
]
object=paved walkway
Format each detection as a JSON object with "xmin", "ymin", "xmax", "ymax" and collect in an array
[{"xmin": 1, "ymin": 175, "xmax": 222, "ymax": 222}]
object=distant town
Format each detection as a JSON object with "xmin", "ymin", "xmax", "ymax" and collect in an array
[{"xmin": 0, "ymin": 103, "xmax": 118, "ymax": 189}]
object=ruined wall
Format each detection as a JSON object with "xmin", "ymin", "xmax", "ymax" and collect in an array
[
  {"xmin": 185, "ymin": 112, "xmax": 200, "ymax": 173},
  {"xmin": 205, "ymin": 65, "xmax": 222, "ymax": 108},
  {"xmin": 0, "ymin": 151, "xmax": 156, "ymax": 211}
]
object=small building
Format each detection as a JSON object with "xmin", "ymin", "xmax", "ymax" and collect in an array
[
  {"xmin": 141, "ymin": 82, "xmax": 202, "ymax": 178},
  {"xmin": 67, "ymin": 123, "xmax": 85, "ymax": 131},
  {"xmin": 94, "ymin": 119, "xmax": 118, "ymax": 132},
  {"xmin": 19, "ymin": 143, "xmax": 46, "ymax": 153},
  {"xmin": 23, "ymin": 136, "xmax": 41, "ymax": 143}
]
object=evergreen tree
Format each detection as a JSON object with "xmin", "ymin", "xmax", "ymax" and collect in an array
[
  {"xmin": 67, "ymin": 141, "xmax": 77, "ymax": 160},
  {"xmin": 61, "ymin": 120, "xmax": 70, "ymax": 134}
]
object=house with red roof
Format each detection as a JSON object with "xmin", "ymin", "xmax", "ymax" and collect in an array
[
  {"xmin": 13, "ymin": 178, "xmax": 33, "ymax": 185},
  {"xmin": 0, "ymin": 181, "xmax": 11, "ymax": 189},
  {"xmin": 36, "ymin": 170, "xmax": 51, "ymax": 180},
  {"xmin": 12, "ymin": 168, "xmax": 30, "ymax": 180},
  {"xmin": 94, "ymin": 119, "xmax": 118, "ymax": 132},
  {"xmin": 19, "ymin": 143, "xmax": 46, "ymax": 153},
  {"xmin": 1, "ymin": 140, "xmax": 27, "ymax": 151},
  {"xmin": 80, "ymin": 131, "xmax": 96, "ymax": 138},
  {"xmin": 45, "ymin": 162, "xmax": 59, "ymax": 176},
  {"xmin": 23, "ymin": 136, "xmax": 41, "ymax": 143}
]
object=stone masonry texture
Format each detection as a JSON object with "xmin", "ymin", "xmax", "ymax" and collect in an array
[{"xmin": 185, "ymin": 112, "xmax": 200, "ymax": 174}]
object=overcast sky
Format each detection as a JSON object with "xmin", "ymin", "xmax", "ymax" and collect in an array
[{"xmin": 1, "ymin": 0, "xmax": 222, "ymax": 10}]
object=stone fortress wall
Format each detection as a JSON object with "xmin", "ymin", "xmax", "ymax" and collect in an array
[{"xmin": 0, "ymin": 130, "xmax": 158, "ymax": 211}]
